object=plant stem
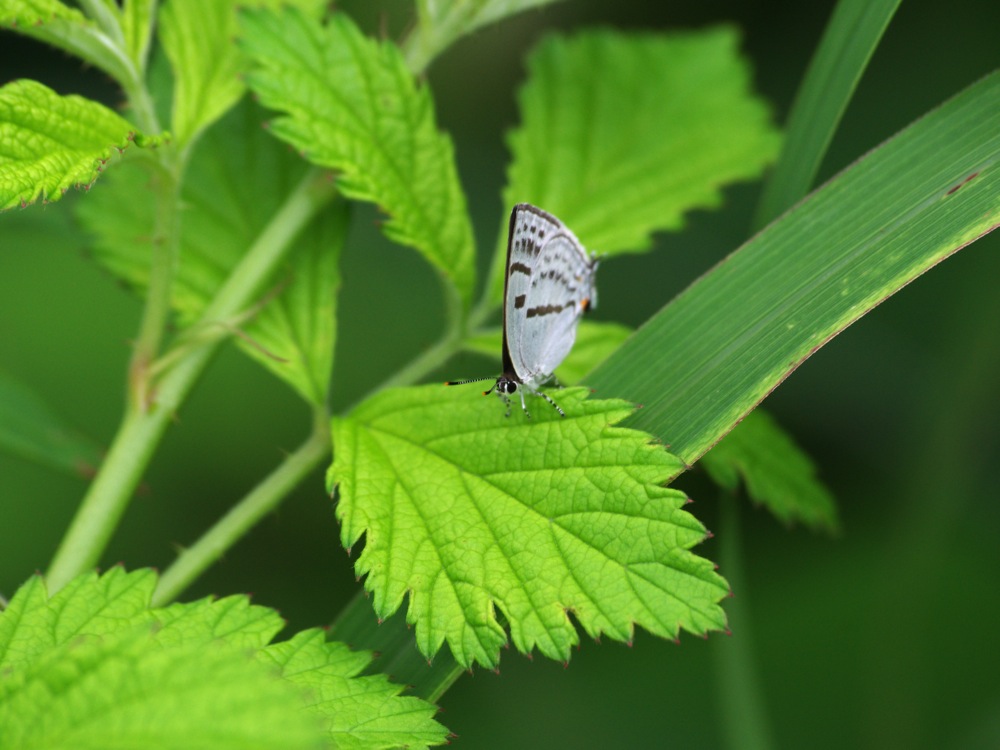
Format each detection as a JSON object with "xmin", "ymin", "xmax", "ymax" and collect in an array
[
  {"xmin": 46, "ymin": 171, "xmax": 338, "ymax": 592},
  {"xmin": 128, "ymin": 159, "xmax": 181, "ymax": 410},
  {"xmin": 712, "ymin": 492, "xmax": 774, "ymax": 750},
  {"xmin": 152, "ymin": 409, "xmax": 331, "ymax": 606}
]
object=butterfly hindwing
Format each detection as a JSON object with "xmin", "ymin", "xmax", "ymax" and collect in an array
[{"xmin": 504, "ymin": 204, "xmax": 597, "ymax": 387}]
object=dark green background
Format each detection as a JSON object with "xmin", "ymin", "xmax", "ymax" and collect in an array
[{"xmin": 2, "ymin": 1, "xmax": 998, "ymax": 747}]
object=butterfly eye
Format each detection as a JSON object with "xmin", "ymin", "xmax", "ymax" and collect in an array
[{"xmin": 503, "ymin": 381, "xmax": 517, "ymax": 394}]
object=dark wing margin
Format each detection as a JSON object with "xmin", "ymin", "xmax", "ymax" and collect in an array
[{"xmin": 500, "ymin": 204, "xmax": 519, "ymax": 380}]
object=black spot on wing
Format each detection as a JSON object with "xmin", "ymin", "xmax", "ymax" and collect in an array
[{"xmin": 514, "ymin": 294, "xmax": 526, "ymax": 309}]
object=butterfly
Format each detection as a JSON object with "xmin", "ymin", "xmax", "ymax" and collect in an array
[{"xmin": 448, "ymin": 203, "xmax": 598, "ymax": 417}]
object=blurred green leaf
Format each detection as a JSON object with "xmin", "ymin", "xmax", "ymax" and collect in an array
[
  {"xmin": 77, "ymin": 102, "xmax": 347, "ymax": 405},
  {"xmin": 120, "ymin": 0, "xmax": 154, "ymax": 70},
  {"xmin": 702, "ymin": 410, "xmax": 839, "ymax": 531},
  {"xmin": 492, "ymin": 27, "xmax": 781, "ymax": 300},
  {"xmin": 463, "ymin": 320, "xmax": 632, "ymax": 388},
  {"xmin": 587, "ymin": 72, "xmax": 1000, "ymax": 464},
  {"xmin": 328, "ymin": 385, "xmax": 727, "ymax": 668},
  {"xmin": 0, "ymin": 80, "xmax": 153, "ymax": 210},
  {"xmin": 755, "ymin": 0, "xmax": 901, "ymax": 226},
  {"xmin": 0, "ymin": 568, "xmax": 449, "ymax": 749},
  {"xmin": 558, "ymin": 320, "xmax": 634, "ymax": 386},
  {"xmin": 0, "ymin": 570, "xmax": 321, "ymax": 749},
  {"xmin": 158, "ymin": 0, "xmax": 248, "ymax": 146},
  {"xmin": 0, "ymin": 0, "xmax": 134, "ymax": 86},
  {"xmin": 261, "ymin": 630, "xmax": 450, "ymax": 749},
  {"xmin": 239, "ymin": 7, "xmax": 477, "ymax": 307},
  {"xmin": 159, "ymin": 0, "xmax": 327, "ymax": 146},
  {"xmin": 407, "ymin": 0, "xmax": 563, "ymax": 71},
  {"xmin": 0, "ymin": 369, "xmax": 101, "ymax": 477}
]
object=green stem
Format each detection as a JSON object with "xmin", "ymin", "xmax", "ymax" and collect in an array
[
  {"xmin": 128, "ymin": 159, "xmax": 181, "ymax": 409},
  {"xmin": 45, "ymin": 402, "xmax": 175, "ymax": 592},
  {"xmin": 712, "ymin": 492, "xmax": 774, "ymax": 750},
  {"xmin": 46, "ymin": 171, "xmax": 338, "ymax": 592},
  {"xmin": 122, "ymin": 76, "xmax": 162, "ymax": 136},
  {"xmin": 152, "ymin": 409, "xmax": 331, "ymax": 606}
]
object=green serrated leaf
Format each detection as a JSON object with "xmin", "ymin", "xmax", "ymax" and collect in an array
[
  {"xmin": 328, "ymin": 385, "xmax": 728, "ymax": 668},
  {"xmin": 587, "ymin": 71, "xmax": 1000, "ymax": 465},
  {"xmin": 407, "ymin": 0, "xmax": 563, "ymax": 71},
  {"xmin": 0, "ymin": 569, "xmax": 157, "ymax": 674},
  {"xmin": 1, "ymin": 0, "xmax": 83, "ymax": 24},
  {"xmin": 702, "ymin": 410, "xmax": 839, "ymax": 531},
  {"xmin": 153, "ymin": 594, "xmax": 286, "ymax": 651},
  {"xmin": 0, "ymin": 0, "xmax": 136, "ymax": 86},
  {"xmin": 0, "ymin": 568, "xmax": 448, "ymax": 749},
  {"xmin": 261, "ymin": 629, "xmax": 450, "ymax": 749},
  {"xmin": 0, "ymin": 630, "xmax": 323, "ymax": 750},
  {"xmin": 0, "ymin": 369, "xmax": 102, "ymax": 477},
  {"xmin": 76, "ymin": 101, "xmax": 347, "ymax": 405},
  {"xmin": 491, "ymin": 26, "xmax": 781, "ymax": 300},
  {"xmin": 239, "ymin": 7, "xmax": 477, "ymax": 307},
  {"xmin": 0, "ymin": 79, "xmax": 153, "ymax": 210}
]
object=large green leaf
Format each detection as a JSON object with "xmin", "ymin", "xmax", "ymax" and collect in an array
[
  {"xmin": 260, "ymin": 630, "xmax": 448, "ymax": 749},
  {"xmin": 0, "ymin": 568, "xmax": 448, "ymax": 748},
  {"xmin": 328, "ymin": 385, "xmax": 728, "ymax": 668},
  {"xmin": 490, "ymin": 27, "xmax": 781, "ymax": 300},
  {"xmin": 76, "ymin": 102, "xmax": 346, "ymax": 405},
  {"xmin": 0, "ymin": 80, "xmax": 152, "ymax": 210},
  {"xmin": 586, "ymin": 72, "xmax": 1000, "ymax": 464},
  {"xmin": 239, "ymin": 7, "xmax": 477, "ymax": 307},
  {"xmin": 0, "ymin": 571, "xmax": 319, "ymax": 750}
]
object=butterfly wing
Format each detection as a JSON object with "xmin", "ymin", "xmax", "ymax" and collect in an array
[{"xmin": 503, "ymin": 204, "xmax": 597, "ymax": 387}]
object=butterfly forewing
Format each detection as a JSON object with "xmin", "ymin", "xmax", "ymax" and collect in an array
[{"xmin": 503, "ymin": 204, "xmax": 597, "ymax": 386}]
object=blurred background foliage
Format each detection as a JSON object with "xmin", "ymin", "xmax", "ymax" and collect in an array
[{"xmin": 1, "ymin": 0, "xmax": 998, "ymax": 747}]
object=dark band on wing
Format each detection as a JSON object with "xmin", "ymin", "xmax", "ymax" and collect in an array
[
  {"xmin": 526, "ymin": 301, "xmax": 573, "ymax": 318},
  {"xmin": 509, "ymin": 261, "xmax": 532, "ymax": 276}
]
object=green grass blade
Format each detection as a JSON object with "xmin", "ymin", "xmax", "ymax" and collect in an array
[
  {"xmin": 586, "ymin": 72, "xmax": 1000, "ymax": 465},
  {"xmin": 754, "ymin": 0, "xmax": 901, "ymax": 227}
]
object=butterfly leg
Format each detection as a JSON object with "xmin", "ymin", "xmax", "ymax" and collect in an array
[
  {"xmin": 499, "ymin": 391, "xmax": 513, "ymax": 418},
  {"xmin": 518, "ymin": 388, "xmax": 532, "ymax": 419},
  {"xmin": 536, "ymin": 389, "xmax": 566, "ymax": 418}
]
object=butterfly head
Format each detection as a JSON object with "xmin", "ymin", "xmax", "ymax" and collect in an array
[{"xmin": 490, "ymin": 375, "xmax": 518, "ymax": 396}]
